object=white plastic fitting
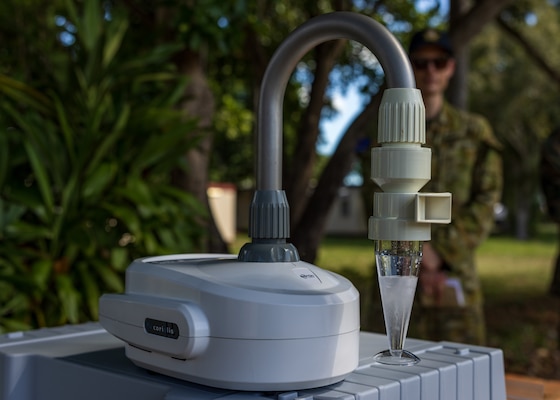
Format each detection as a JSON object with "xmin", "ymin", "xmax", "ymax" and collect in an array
[{"xmin": 368, "ymin": 88, "xmax": 451, "ymax": 242}]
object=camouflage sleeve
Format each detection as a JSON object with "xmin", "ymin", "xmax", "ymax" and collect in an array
[{"xmin": 431, "ymin": 115, "xmax": 503, "ymax": 273}]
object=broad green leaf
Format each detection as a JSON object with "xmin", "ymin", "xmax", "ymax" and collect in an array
[
  {"xmin": 85, "ymin": 104, "xmax": 130, "ymax": 174},
  {"xmin": 156, "ymin": 76, "xmax": 189, "ymax": 107},
  {"xmin": 2, "ymin": 103, "xmax": 42, "ymax": 144},
  {"xmin": 160, "ymin": 185, "xmax": 208, "ymax": 216},
  {"xmin": 0, "ymin": 75, "xmax": 52, "ymax": 115},
  {"xmin": 63, "ymin": 0, "xmax": 79, "ymax": 30},
  {"xmin": 82, "ymin": 0, "xmax": 102, "ymax": 53},
  {"xmin": 0, "ymin": 273, "xmax": 37, "ymax": 292},
  {"xmin": 136, "ymin": 204, "xmax": 152, "ymax": 218},
  {"xmin": 0, "ymin": 247, "xmax": 36, "ymax": 271},
  {"xmin": 132, "ymin": 72, "xmax": 180, "ymax": 84},
  {"xmin": 157, "ymin": 228, "xmax": 175, "ymax": 249},
  {"xmin": 0, "ymin": 202, "xmax": 25, "ymax": 230},
  {"xmin": 102, "ymin": 203, "xmax": 141, "ymax": 233},
  {"xmin": 5, "ymin": 221, "xmax": 52, "ymax": 241},
  {"xmin": 0, "ymin": 290, "xmax": 29, "ymax": 316},
  {"xmin": 3, "ymin": 185, "xmax": 49, "ymax": 224},
  {"xmin": 0, "ymin": 135, "xmax": 12, "ymax": 190},
  {"xmin": 51, "ymin": 170, "xmax": 80, "ymax": 254},
  {"xmin": 78, "ymin": 262, "xmax": 100, "ymax": 319},
  {"xmin": 75, "ymin": 69, "xmax": 89, "ymax": 93},
  {"xmin": 0, "ymin": 318, "xmax": 32, "ymax": 334},
  {"xmin": 120, "ymin": 43, "xmax": 184, "ymax": 71},
  {"xmin": 82, "ymin": 162, "xmax": 117, "ymax": 199},
  {"xmin": 86, "ymin": 84, "xmax": 111, "ymax": 133},
  {"xmin": 132, "ymin": 120, "xmax": 196, "ymax": 173},
  {"xmin": 110, "ymin": 247, "xmax": 129, "ymax": 271},
  {"xmin": 51, "ymin": 92, "xmax": 75, "ymax": 162},
  {"xmin": 94, "ymin": 262, "xmax": 124, "ymax": 293},
  {"xmin": 103, "ymin": 19, "xmax": 129, "ymax": 67},
  {"xmin": 123, "ymin": 178, "xmax": 154, "ymax": 207},
  {"xmin": 143, "ymin": 232, "xmax": 159, "ymax": 254},
  {"xmin": 31, "ymin": 260, "xmax": 52, "ymax": 290},
  {"xmin": 56, "ymin": 275, "xmax": 80, "ymax": 324},
  {"xmin": 61, "ymin": 243, "xmax": 80, "ymax": 268},
  {"xmin": 23, "ymin": 140, "xmax": 54, "ymax": 213}
]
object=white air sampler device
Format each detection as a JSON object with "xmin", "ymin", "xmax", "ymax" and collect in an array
[{"xmin": 99, "ymin": 12, "xmax": 451, "ymax": 391}]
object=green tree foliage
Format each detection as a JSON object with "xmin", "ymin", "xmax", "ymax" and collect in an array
[
  {"xmin": 3, "ymin": 0, "xmax": 558, "ymax": 332},
  {"xmin": 0, "ymin": 0, "xmax": 205, "ymax": 331},
  {"xmin": 469, "ymin": 0, "xmax": 560, "ymax": 237},
  {"xmin": 208, "ymin": 1, "xmax": 322, "ymax": 187}
]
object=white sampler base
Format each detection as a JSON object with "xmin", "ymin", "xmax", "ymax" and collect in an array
[{"xmin": 0, "ymin": 322, "xmax": 507, "ymax": 400}]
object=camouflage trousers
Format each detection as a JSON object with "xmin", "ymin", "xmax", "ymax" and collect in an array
[
  {"xmin": 409, "ymin": 302, "xmax": 486, "ymax": 346},
  {"xmin": 408, "ymin": 278, "xmax": 486, "ymax": 345}
]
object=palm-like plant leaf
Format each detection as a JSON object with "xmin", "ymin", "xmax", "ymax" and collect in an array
[{"xmin": 0, "ymin": 0, "xmax": 205, "ymax": 331}]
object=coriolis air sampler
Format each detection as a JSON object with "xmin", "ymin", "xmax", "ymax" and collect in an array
[{"xmin": 99, "ymin": 12, "xmax": 451, "ymax": 391}]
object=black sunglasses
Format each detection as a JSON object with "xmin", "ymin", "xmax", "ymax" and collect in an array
[{"xmin": 410, "ymin": 57, "xmax": 450, "ymax": 70}]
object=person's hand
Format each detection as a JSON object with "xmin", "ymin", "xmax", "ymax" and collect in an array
[{"xmin": 419, "ymin": 242, "xmax": 447, "ymax": 306}]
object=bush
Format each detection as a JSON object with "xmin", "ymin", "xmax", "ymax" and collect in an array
[{"xmin": 0, "ymin": 1, "xmax": 205, "ymax": 331}]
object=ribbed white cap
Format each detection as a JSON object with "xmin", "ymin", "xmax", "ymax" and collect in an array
[{"xmin": 377, "ymin": 88, "xmax": 425, "ymax": 144}]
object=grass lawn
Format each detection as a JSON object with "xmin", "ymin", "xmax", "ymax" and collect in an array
[
  {"xmin": 477, "ymin": 224, "xmax": 560, "ymax": 380},
  {"xmin": 233, "ymin": 223, "xmax": 560, "ymax": 379}
]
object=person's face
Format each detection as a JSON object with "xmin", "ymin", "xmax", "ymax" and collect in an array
[{"xmin": 410, "ymin": 45, "xmax": 455, "ymax": 97}]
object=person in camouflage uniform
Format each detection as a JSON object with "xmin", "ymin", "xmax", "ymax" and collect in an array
[
  {"xmin": 407, "ymin": 29, "xmax": 503, "ymax": 345},
  {"xmin": 540, "ymin": 127, "xmax": 560, "ymax": 297}
]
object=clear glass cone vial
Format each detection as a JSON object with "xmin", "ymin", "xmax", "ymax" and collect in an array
[
  {"xmin": 375, "ymin": 240, "xmax": 422, "ymax": 276},
  {"xmin": 374, "ymin": 240, "xmax": 422, "ymax": 365}
]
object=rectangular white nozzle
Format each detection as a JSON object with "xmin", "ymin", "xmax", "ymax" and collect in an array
[{"xmin": 415, "ymin": 193, "xmax": 452, "ymax": 224}]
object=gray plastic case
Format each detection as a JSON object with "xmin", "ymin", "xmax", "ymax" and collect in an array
[{"xmin": 0, "ymin": 322, "xmax": 506, "ymax": 399}]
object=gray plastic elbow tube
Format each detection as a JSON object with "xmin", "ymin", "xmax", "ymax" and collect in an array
[
  {"xmin": 241, "ymin": 12, "xmax": 416, "ymax": 260},
  {"xmin": 257, "ymin": 11, "xmax": 415, "ymax": 191}
]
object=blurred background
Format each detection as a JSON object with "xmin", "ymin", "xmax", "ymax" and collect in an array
[{"xmin": 1, "ymin": 0, "xmax": 559, "ymax": 382}]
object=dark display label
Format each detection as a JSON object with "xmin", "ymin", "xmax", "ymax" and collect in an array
[{"xmin": 145, "ymin": 318, "xmax": 179, "ymax": 339}]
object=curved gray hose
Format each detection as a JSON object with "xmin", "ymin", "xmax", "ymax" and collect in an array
[
  {"xmin": 257, "ymin": 11, "xmax": 415, "ymax": 190},
  {"xmin": 241, "ymin": 12, "xmax": 415, "ymax": 261}
]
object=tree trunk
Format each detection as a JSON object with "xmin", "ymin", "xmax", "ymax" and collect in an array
[
  {"xmin": 449, "ymin": 0, "xmax": 515, "ymax": 45},
  {"xmin": 448, "ymin": 0, "xmax": 470, "ymax": 109},
  {"xmin": 497, "ymin": 16, "xmax": 560, "ymax": 87},
  {"xmin": 292, "ymin": 92, "xmax": 383, "ymax": 262},
  {"xmin": 284, "ymin": 40, "xmax": 346, "ymax": 228},
  {"xmin": 502, "ymin": 124, "xmax": 541, "ymax": 239},
  {"xmin": 173, "ymin": 50, "xmax": 228, "ymax": 253},
  {"xmin": 447, "ymin": 0, "xmax": 515, "ymax": 108},
  {"xmin": 128, "ymin": 5, "xmax": 228, "ymax": 253}
]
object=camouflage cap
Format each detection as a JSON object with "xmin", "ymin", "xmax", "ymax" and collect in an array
[{"xmin": 409, "ymin": 28, "xmax": 454, "ymax": 56}]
